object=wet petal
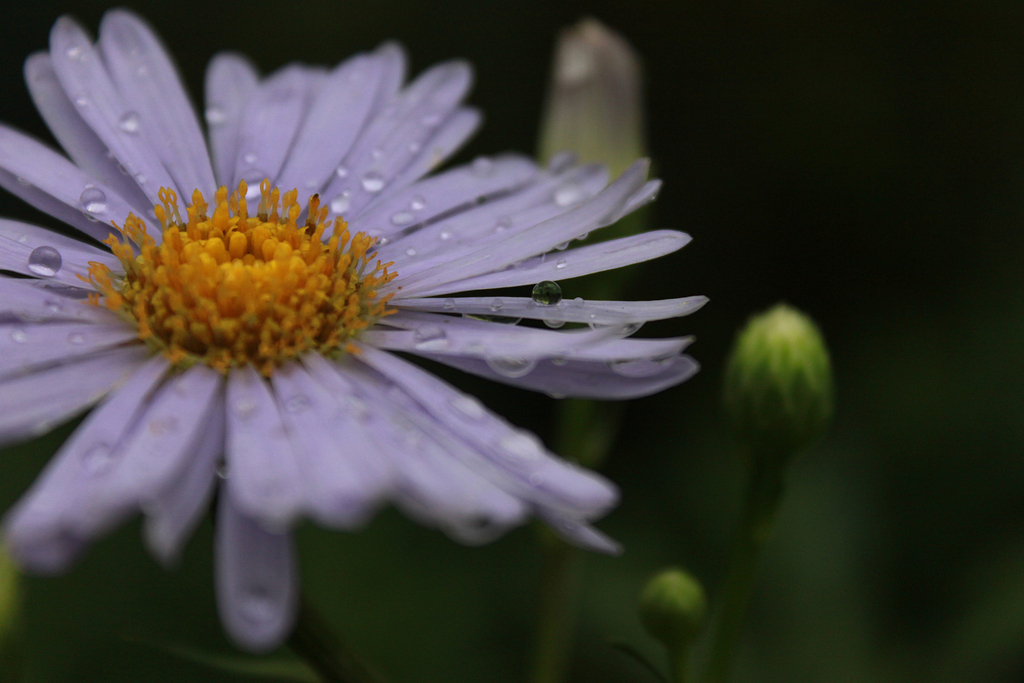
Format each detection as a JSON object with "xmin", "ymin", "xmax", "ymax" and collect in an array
[
  {"xmin": 0, "ymin": 217, "xmax": 119, "ymax": 287},
  {"xmin": 204, "ymin": 52, "xmax": 259, "ymax": 189},
  {"xmin": 395, "ymin": 295, "xmax": 708, "ymax": 325},
  {"xmin": 215, "ymin": 493, "xmax": 298, "ymax": 653},
  {"xmin": 0, "ymin": 322, "xmax": 136, "ymax": 381}
]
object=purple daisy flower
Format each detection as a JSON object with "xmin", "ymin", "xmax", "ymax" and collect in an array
[{"xmin": 0, "ymin": 10, "xmax": 704, "ymax": 651}]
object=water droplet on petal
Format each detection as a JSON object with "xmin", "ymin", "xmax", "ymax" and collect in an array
[
  {"xmin": 554, "ymin": 183, "xmax": 583, "ymax": 207},
  {"xmin": 305, "ymin": 179, "xmax": 320, "ymax": 191},
  {"xmin": 555, "ymin": 241, "xmax": 570, "ymax": 251},
  {"xmin": 498, "ymin": 431, "xmax": 542, "ymax": 460},
  {"xmin": 572, "ymin": 296, "xmax": 585, "ymax": 308},
  {"xmin": 243, "ymin": 152, "xmax": 257, "ymax": 165},
  {"xmin": 544, "ymin": 319, "xmax": 566, "ymax": 329},
  {"xmin": 285, "ymin": 395, "xmax": 311, "ymax": 413},
  {"xmin": 551, "ymin": 356, "xmax": 568, "ymax": 366},
  {"xmin": 471, "ymin": 157, "xmax": 493, "ymax": 177},
  {"xmin": 335, "ymin": 165, "xmax": 349, "ymax": 179},
  {"xmin": 450, "ymin": 395, "xmax": 484, "ymax": 419},
  {"xmin": 493, "ymin": 216, "xmax": 512, "ymax": 234},
  {"xmin": 74, "ymin": 95, "xmax": 90, "ymax": 107},
  {"xmin": 67, "ymin": 332, "xmax": 85, "ymax": 345},
  {"xmin": 16, "ymin": 176, "xmax": 31, "ymax": 187},
  {"xmin": 443, "ymin": 298, "xmax": 456, "ymax": 311},
  {"xmin": 118, "ymin": 111, "xmax": 141, "ymax": 134},
  {"xmin": 555, "ymin": 259, "xmax": 568, "ymax": 269},
  {"xmin": 79, "ymin": 187, "xmax": 107, "ymax": 214},
  {"xmin": 405, "ymin": 247, "xmax": 418, "ymax": 257},
  {"xmin": 413, "ymin": 325, "xmax": 448, "ymax": 351},
  {"xmin": 439, "ymin": 230, "xmax": 452, "ymax": 241},
  {"xmin": 330, "ymin": 192, "xmax": 351, "ymax": 214},
  {"xmin": 66, "ymin": 46, "xmax": 83, "ymax": 60},
  {"xmin": 82, "ymin": 443, "xmax": 115, "ymax": 473},
  {"xmin": 490, "ymin": 298, "xmax": 503, "ymax": 312},
  {"xmin": 28, "ymin": 246, "xmax": 62, "ymax": 277},
  {"xmin": 408, "ymin": 141, "xmax": 422, "ymax": 154},
  {"xmin": 391, "ymin": 211, "xmax": 414, "ymax": 226},
  {"xmin": 371, "ymin": 147, "xmax": 385, "ymax": 160},
  {"xmin": 235, "ymin": 399, "xmax": 256, "ymax": 420},
  {"xmin": 9, "ymin": 329, "xmax": 27, "ymax": 343},
  {"xmin": 531, "ymin": 281, "xmax": 562, "ymax": 306},
  {"xmin": 609, "ymin": 359, "xmax": 663, "ymax": 378},
  {"xmin": 622, "ymin": 321, "xmax": 644, "ymax": 336},
  {"xmin": 361, "ymin": 172, "xmax": 385, "ymax": 193},
  {"xmin": 205, "ymin": 107, "xmax": 226, "ymax": 125},
  {"xmin": 410, "ymin": 195, "xmax": 426, "ymax": 211},
  {"xmin": 485, "ymin": 357, "xmax": 536, "ymax": 378}
]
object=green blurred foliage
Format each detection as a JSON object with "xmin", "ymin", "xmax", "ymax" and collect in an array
[{"xmin": 0, "ymin": 0, "xmax": 1022, "ymax": 681}]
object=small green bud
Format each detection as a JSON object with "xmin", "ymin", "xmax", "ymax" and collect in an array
[
  {"xmin": 639, "ymin": 568, "xmax": 708, "ymax": 651},
  {"xmin": 537, "ymin": 18, "xmax": 645, "ymax": 178},
  {"xmin": 723, "ymin": 304, "xmax": 834, "ymax": 456}
]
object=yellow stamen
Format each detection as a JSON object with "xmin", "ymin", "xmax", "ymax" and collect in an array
[{"xmin": 84, "ymin": 180, "xmax": 397, "ymax": 376}]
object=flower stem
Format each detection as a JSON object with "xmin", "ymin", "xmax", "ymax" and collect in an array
[
  {"xmin": 288, "ymin": 596, "xmax": 383, "ymax": 683},
  {"xmin": 528, "ymin": 399, "xmax": 621, "ymax": 683},
  {"xmin": 703, "ymin": 449, "xmax": 787, "ymax": 683}
]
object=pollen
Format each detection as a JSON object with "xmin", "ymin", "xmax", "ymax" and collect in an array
[{"xmin": 84, "ymin": 180, "xmax": 397, "ymax": 376}]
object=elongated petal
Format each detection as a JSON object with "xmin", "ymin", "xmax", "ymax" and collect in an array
[
  {"xmin": 0, "ymin": 217, "xmax": 119, "ymax": 287},
  {"xmin": 425, "ymin": 352, "xmax": 700, "ymax": 400},
  {"xmin": 352, "ymin": 346, "xmax": 619, "ymax": 517},
  {"xmin": 2, "ymin": 355, "xmax": 169, "ymax": 573},
  {"xmin": 271, "ymin": 361, "xmax": 390, "ymax": 529},
  {"xmin": 275, "ymin": 53, "xmax": 389, "ymax": 195},
  {"xmin": 225, "ymin": 365, "xmax": 304, "ymax": 529},
  {"xmin": 395, "ymin": 295, "xmax": 708, "ymax": 324},
  {"xmin": 0, "ymin": 123, "xmax": 136, "ymax": 242},
  {"xmin": 0, "ymin": 277, "xmax": 114, "ymax": 324},
  {"xmin": 383, "ymin": 106, "xmax": 480, "ymax": 192},
  {"xmin": 144, "ymin": 389, "xmax": 225, "ymax": 567},
  {"xmin": 99, "ymin": 9, "xmax": 216, "ymax": 196},
  {"xmin": 49, "ymin": 15, "xmax": 179, "ymax": 204},
  {"xmin": 24, "ymin": 52, "xmax": 153, "ymax": 213},
  {"xmin": 205, "ymin": 52, "xmax": 260, "ymax": 188},
  {"xmin": 215, "ymin": 493, "xmax": 298, "ymax": 653},
  {"xmin": 0, "ymin": 345, "xmax": 149, "ymax": 447},
  {"xmin": 412, "ymin": 230, "xmax": 691, "ymax": 297},
  {"xmin": 0, "ymin": 322, "xmax": 136, "ymax": 381},
  {"xmin": 105, "ymin": 364, "xmax": 222, "ymax": 509}
]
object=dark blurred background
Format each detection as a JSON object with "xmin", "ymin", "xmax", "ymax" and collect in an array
[{"xmin": 0, "ymin": 0, "xmax": 1022, "ymax": 681}]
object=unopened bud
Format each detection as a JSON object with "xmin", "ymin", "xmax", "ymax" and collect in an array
[
  {"xmin": 538, "ymin": 17, "xmax": 645, "ymax": 178},
  {"xmin": 723, "ymin": 304, "xmax": 834, "ymax": 456},
  {"xmin": 639, "ymin": 568, "xmax": 707, "ymax": 651}
]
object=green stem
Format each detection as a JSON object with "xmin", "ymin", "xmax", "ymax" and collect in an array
[
  {"xmin": 528, "ymin": 399, "xmax": 621, "ymax": 683},
  {"xmin": 703, "ymin": 449, "xmax": 787, "ymax": 683},
  {"xmin": 288, "ymin": 597, "xmax": 382, "ymax": 683}
]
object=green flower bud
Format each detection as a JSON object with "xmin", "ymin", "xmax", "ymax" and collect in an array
[
  {"xmin": 639, "ymin": 568, "xmax": 708, "ymax": 651},
  {"xmin": 723, "ymin": 304, "xmax": 834, "ymax": 456},
  {"xmin": 537, "ymin": 18, "xmax": 645, "ymax": 178}
]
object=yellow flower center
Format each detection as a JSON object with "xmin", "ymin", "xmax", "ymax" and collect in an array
[{"xmin": 84, "ymin": 180, "xmax": 397, "ymax": 376}]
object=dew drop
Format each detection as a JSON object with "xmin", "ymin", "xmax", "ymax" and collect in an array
[
  {"xmin": 555, "ymin": 259, "xmax": 568, "ymax": 269},
  {"xmin": 330, "ymin": 192, "xmax": 351, "ymax": 214},
  {"xmin": 531, "ymin": 280, "xmax": 562, "ymax": 306},
  {"xmin": 485, "ymin": 357, "xmax": 536, "ymax": 378},
  {"xmin": 490, "ymin": 298, "xmax": 503, "ymax": 312},
  {"xmin": 79, "ymin": 187, "xmax": 107, "ymax": 214},
  {"xmin": 305, "ymin": 179, "xmax": 320, "ymax": 191},
  {"xmin": 405, "ymin": 247, "xmax": 418, "ymax": 257},
  {"xmin": 9, "ymin": 329, "xmax": 27, "ymax": 343},
  {"xmin": 577, "ymin": 231, "xmax": 590, "ymax": 241},
  {"xmin": 242, "ymin": 173, "xmax": 268, "ymax": 200},
  {"xmin": 285, "ymin": 395, "xmax": 311, "ymax": 413},
  {"xmin": 16, "ymin": 176, "xmax": 31, "ymax": 187},
  {"xmin": 235, "ymin": 399, "xmax": 257, "ymax": 420},
  {"xmin": 555, "ymin": 241, "xmax": 570, "ymax": 251},
  {"xmin": 361, "ymin": 172, "xmax": 385, "ymax": 193},
  {"xmin": 67, "ymin": 332, "xmax": 85, "ymax": 345},
  {"xmin": 118, "ymin": 111, "xmax": 141, "ymax": 134},
  {"xmin": 371, "ymin": 147, "xmax": 385, "ymax": 160},
  {"xmin": 205, "ymin": 107, "xmax": 227, "ymax": 125},
  {"xmin": 498, "ymin": 431, "xmax": 542, "ymax": 460},
  {"xmin": 335, "ymin": 165, "xmax": 349, "ymax": 179},
  {"xmin": 408, "ymin": 141, "xmax": 422, "ymax": 154},
  {"xmin": 216, "ymin": 463, "xmax": 229, "ymax": 479},
  {"xmin": 572, "ymin": 296, "xmax": 585, "ymax": 308},
  {"xmin": 74, "ymin": 95, "xmax": 90, "ymax": 107},
  {"xmin": 243, "ymin": 152, "xmax": 257, "ymax": 165},
  {"xmin": 471, "ymin": 157, "xmax": 493, "ymax": 177},
  {"xmin": 622, "ymin": 321, "xmax": 644, "ymax": 336},
  {"xmin": 66, "ymin": 46, "xmax": 83, "ymax": 60},
  {"xmin": 492, "ymin": 216, "xmax": 512, "ymax": 234},
  {"xmin": 391, "ymin": 211, "xmax": 414, "ymax": 226},
  {"xmin": 134, "ymin": 172, "xmax": 147, "ymax": 186},
  {"xmin": 44, "ymin": 299, "xmax": 64, "ymax": 314},
  {"xmin": 551, "ymin": 356, "xmax": 568, "ymax": 366},
  {"xmin": 28, "ymin": 246, "xmax": 63, "ymax": 277},
  {"xmin": 554, "ymin": 184, "xmax": 583, "ymax": 207},
  {"xmin": 443, "ymin": 298, "xmax": 456, "ymax": 311},
  {"xmin": 413, "ymin": 325, "xmax": 448, "ymax": 351},
  {"xmin": 609, "ymin": 359, "xmax": 663, "ymax": 378},
  {"xmin": 410, "ymin": 195, "xmax": 427, "ymax": 211},
  {"xmin": 439, "ymin": 229, "xmax": 453, "ymax": 241},
  {"xmin": 450, "ymin": 394, "xmax": 484, "ymax": 419},
  {"xmin": 82, "ymin": 443, "xmax": 115, "ymax": 473},
  {"xmin": 544, "ymin": 319, "xmax": 566, "ymax": 329}
]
